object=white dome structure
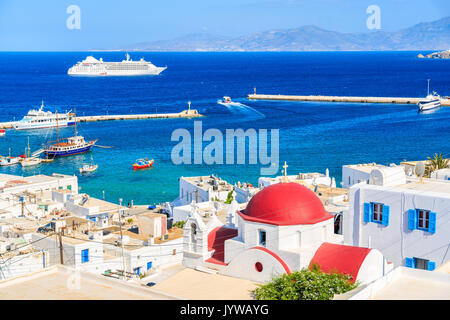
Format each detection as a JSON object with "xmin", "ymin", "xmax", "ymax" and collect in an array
[{"xmin": 369, "ymin": 166, "xmax": 406, "ymax": 187}]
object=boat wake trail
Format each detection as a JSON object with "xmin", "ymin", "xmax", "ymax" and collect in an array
[{"xmin": 218, "ymin": 101, "xmax": 266, "ymax": 121}]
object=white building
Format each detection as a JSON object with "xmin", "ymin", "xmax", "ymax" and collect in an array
[
  {"xmin": 31, "ymin": 231, "xmax": 105, "ymax": 273},
  {"xmin": 183, "ymin": 182, "xmax": 391, "ymax": 284},
  {"xmin": 430, "ymin": 168, "xmax": 450, "ymax": 181},
  {"xmin": 344, "ymin": 166, "xmax": 450, "ymax": 271},
  {"xmin": 258, "ymin": 169, "xmax": 332, "ymax": 189},
  {"xmin": 170, "ymin": 175, "xmax": 234, "ymax": 208}
]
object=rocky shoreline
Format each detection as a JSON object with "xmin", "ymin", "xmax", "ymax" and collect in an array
[{"xmin": 417, "ymin": 50, "xmax": 450, "ymax": 59}]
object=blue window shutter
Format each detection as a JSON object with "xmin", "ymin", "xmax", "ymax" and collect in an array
[
  {"xmin": 427, "ymin": 261, "xmax": 436, "ymax": 271},
  {"xmin": 364, "ymin": 203, "xmax": 371, "ymax": 223},
  {"xmin": 428, "ymin": 212, "xmax": 436, "ymax": 234},
  {"xmin": 408, "ymin": 209, "xmax": 417, "ymax": 230},
  {"xmin": 405, "ymin": 257, "xmax": 415, "ymax": 268},
  {"xmin": 382, "ymin": 205, "xmax": 390, "ymax": 226},
  {"xmin": 147, "ymin": 261, "xmax": 152, "ymax": 270}
]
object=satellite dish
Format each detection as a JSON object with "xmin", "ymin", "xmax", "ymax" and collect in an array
[{"xmin": 414, "ymin": 162, "xmax": 425, "ymax": 177}]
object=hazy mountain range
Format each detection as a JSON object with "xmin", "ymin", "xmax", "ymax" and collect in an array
[{"xmin": 119, "ymin": 17, "xmax": 450, "ymax": 51}]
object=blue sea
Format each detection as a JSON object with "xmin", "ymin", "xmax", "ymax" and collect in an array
[{"xmin": 0, "ymin": 51, "xmax": 449, "ymax": 205}]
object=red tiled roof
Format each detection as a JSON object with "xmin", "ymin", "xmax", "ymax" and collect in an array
[{"xmin": 309, "ymin": 242, "xmax": 371, "ymax": 283}]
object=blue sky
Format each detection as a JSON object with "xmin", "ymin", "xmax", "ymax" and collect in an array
[{"xmin": 0, "ymin": 0, "xmax": 448, "ymax": 50}]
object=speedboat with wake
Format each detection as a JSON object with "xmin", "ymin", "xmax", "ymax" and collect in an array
[
  {"xmin": 418, "ymin": 79, "xmax": 441, "ymax": 112},
  {"xmin": 217, "ymin": 96, "xmax": 243, "ymax": 107}
]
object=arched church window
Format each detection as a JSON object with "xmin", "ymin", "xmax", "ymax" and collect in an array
[
  {"xmin": 258, "ymin": 229, "xmax": 266, "ymax": 247},
  {"xmin": 191, "ymin": 223, "xmax": 197, "ymax": 243}
]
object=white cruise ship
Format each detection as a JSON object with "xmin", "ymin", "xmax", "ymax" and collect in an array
[
  {"xmin": 68, "ymin": 53, "xmax": 167, "ymax": 76},
  {"xmin": 13, "ymin": 102, "xmax": 75, "ymax": 130}
]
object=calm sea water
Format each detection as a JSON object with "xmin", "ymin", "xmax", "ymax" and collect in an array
[{"xmin": 0, "ymin": 51, "xmax": 449, "ymax": 205}]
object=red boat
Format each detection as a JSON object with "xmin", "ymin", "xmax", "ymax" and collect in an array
[{"xmin": 133, "ymin": 158, "xmax": 154, "ymax": 170}]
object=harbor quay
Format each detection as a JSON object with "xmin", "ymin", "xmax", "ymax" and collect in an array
[
  {"xmin": 247, "ymin": 93, "xmax": 450, "ymax": 106},
  {"xmin": 0, "ymin": 109, "xmax": 202, "ymax": 129}
]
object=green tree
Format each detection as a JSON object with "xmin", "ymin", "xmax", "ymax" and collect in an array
[
  {"xmin": 224, "ymin": 190, "xmax": 234, "ymax": 204},
  {"xmin": 428, "ymin": 153, "xmax": 449, "ymax": 173},
  {"xmin": 173, "ymin": 220, "xmax": 185, "ymax": 229},
  {"xmin": 251, "ymin": 265, "xmax": 358, "ymax": 300}
]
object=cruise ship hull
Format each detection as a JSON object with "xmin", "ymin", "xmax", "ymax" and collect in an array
[{"xmin": 68, "ymin": 67, "xmax": 166, "ymax": 76}]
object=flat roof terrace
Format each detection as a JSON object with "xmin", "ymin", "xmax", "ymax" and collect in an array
[{"xmin": 0, "ymin": 265, "xmax": 178, "ymax": 300}]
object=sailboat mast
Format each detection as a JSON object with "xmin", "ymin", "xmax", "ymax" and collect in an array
[
  {"xmin": 56, "ymin": 110, "xmax": 59, "ymax": 144},
  {"xmin": 427, "ymin": 79, "xmax": 430, "ymax": 96},
  {"xmin": 27, "ymin": 137, "xmax": 30, "ymax": 158},
  {"xmin": 74, "ymin": 108, "xmax": 77, "ymax": 137}
]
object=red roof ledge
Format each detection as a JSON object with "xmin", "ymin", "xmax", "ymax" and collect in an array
[
  {"xmin": 205, "ymin": 226, "xmax": 238, "ymax": 266},
  {"xmin": 238, "ymin": 182, "xmax": 333, "ymax": 226},
  {"xmin": 309, "ymin": 242, "xmax": 372, "ymax": 283}
]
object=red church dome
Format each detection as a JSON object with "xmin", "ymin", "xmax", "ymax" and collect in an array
[{"xmin": 238, "ymin": 182, "xmax": 333, "ymax": 226}]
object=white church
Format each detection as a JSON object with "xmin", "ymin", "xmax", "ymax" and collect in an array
[{"xmin": 182, "ymin": 181, "xmax": 392, "ymax": 284}]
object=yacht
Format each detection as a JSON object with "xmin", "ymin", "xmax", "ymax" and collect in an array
[
  {"xmin": 13, "ymin": 101, "xmax": 75, "ymax": 130},
  {"xmin": 418, "ymin": 80, "xmax": 441, "ymax": 112},
  {"xmin": 68, "ymin": 53, "xmax": 167, "ymax": 76}
]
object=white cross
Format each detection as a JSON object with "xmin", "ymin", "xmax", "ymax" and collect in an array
[{"xmin": 283, "ymin": 161, "xmax": 288, "ymax": 177}]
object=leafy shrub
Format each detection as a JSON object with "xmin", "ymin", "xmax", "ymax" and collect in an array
[{"xmin": 252, "ymin": 265, "xmax": 358, "ymax": 300}]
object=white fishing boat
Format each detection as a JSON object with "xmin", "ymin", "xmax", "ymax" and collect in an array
[
  {"xmin": 418, "ymin": 79, "xmax": 441, "ymax": 112},
  {"xmin": 0, "ymin": 148, "xmax": 23, "ymax": 166},
  {"xmin": 21, "ymin": 157, "xmax": 42, "ymax": 167},
  {"xmin": 79, "ymin": 156, "xmax": 98, "ymax": 173},
  {"xmin": 0, "ymin": 156, "xmax": 21, "ymax": 166},
  {"xmin": 21, "ymin": 137, "xmax": 42, "ymax": 167}
]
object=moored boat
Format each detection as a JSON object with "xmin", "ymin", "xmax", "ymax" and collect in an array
[
  {"xmin": 132, "ymin": 158, "xmax": 154, "ymax": 170},
  {"xmin": 21, "ymin": 137, "xmax": 42, "ymax": 167},
  {"xmin": 21, "ymin": 157, "xmax": 42, "ymax": 167},
  {"xmin": 0, "ymin": 129, "xmax": 5, "ymax": 136},
  {"xmin": 79, "ymin": 156, "xmax": 98, "ymax": 173},
  {"xmin": 0, "ymin": 156, "xmax": 22, "ymax": 166},
  {"xmin": 79, "ymin": 163, "xmax": 98, "ymax": 173},
  {"xmin": 418, "ymin": 79, "xmax": 441, "ymax": 112},
  {"xmin": 43, "ymin": 110, "xmax": 97, "ymax": 158},
  {"xmin": 13, "ymin": 101, "xmax": 75, "ymax": 130}
]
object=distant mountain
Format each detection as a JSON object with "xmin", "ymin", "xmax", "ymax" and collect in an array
[{"xmin": 122, "ymin": 17, "xmax": 450, "ymax": 51}]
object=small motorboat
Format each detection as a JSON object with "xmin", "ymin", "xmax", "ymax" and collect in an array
[
  {"xmin": 79, "ymin": 163, "xmax": 98, "ymax": 173},
  {"xmin": 79, "ymin": 156, "xmax": 98, "ymax": 173},
  {"xmin": 0, "ymin": 129, "xmax": 5, "ymax": 136},
  {"xmin": 220, "ymin": 96, "xmax": 232, "ymax": 104},
  {"xmin": 218, "ymin": 96, "xmax": 243, "ymax": 107},
  {"xmin": 0, "ymin": 156, "xmax": 21, "ymax": 166},
  {"xmin": 133, "ymin": 158, "xmax": 154, "ymax": 170}
]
